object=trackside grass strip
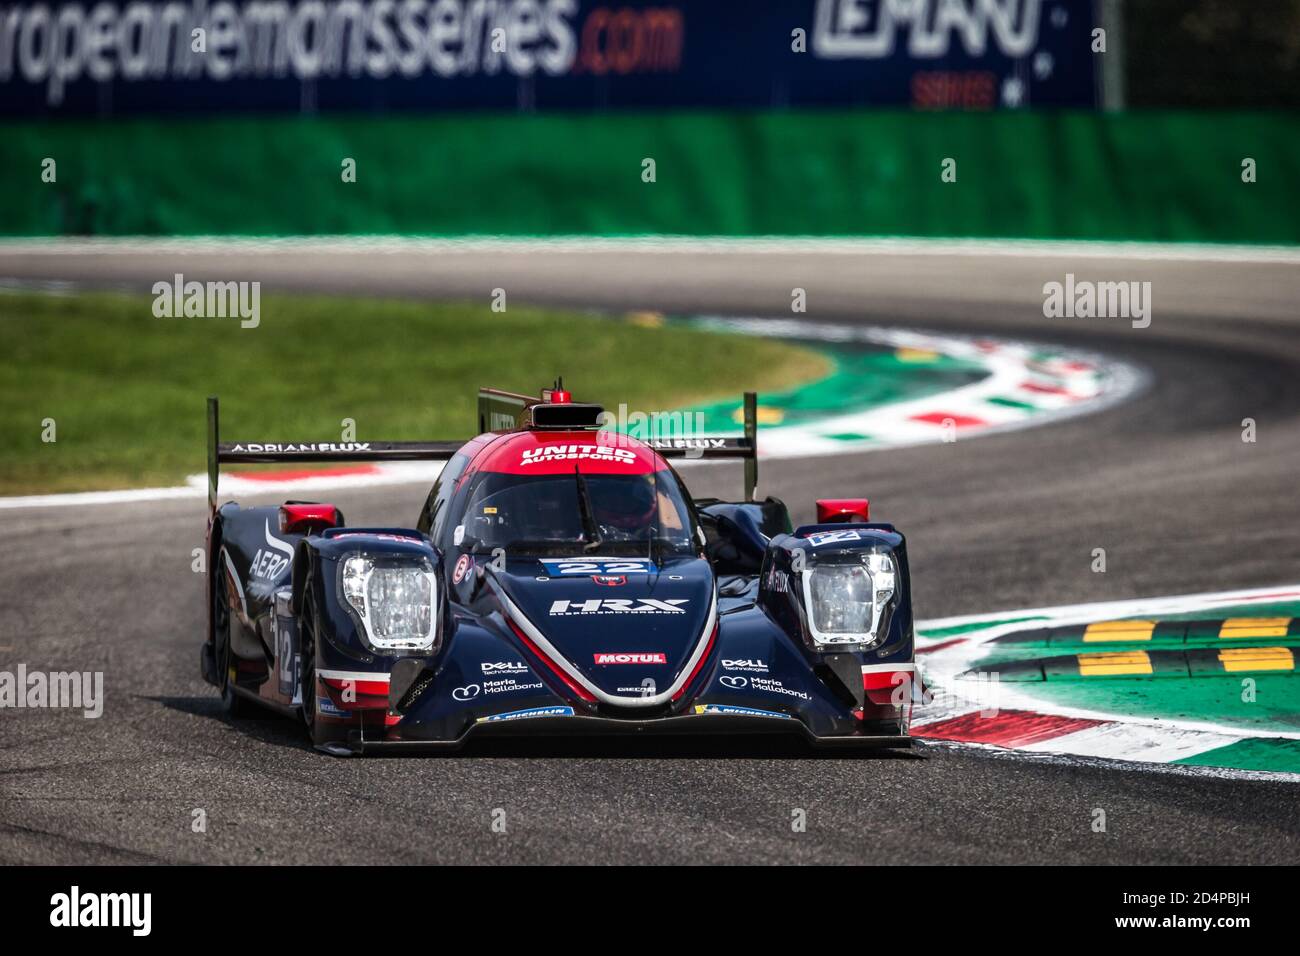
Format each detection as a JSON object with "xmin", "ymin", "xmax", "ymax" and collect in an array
[{"xmin": 0, "ymin": 290, "xmax": 829, "ymax": 495}]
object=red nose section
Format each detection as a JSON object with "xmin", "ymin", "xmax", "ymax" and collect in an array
[
  {"xmin": 816, "ymin": 498, "xmax": 870, "ymax": 523},
  {"xmin": 280, "ymin": 503, "xmax": 341, "ymax": 534}
]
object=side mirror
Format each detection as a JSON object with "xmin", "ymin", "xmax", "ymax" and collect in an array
[
  {"xmin": 280, "ymin": 501, "xmax": 343, "ymax": 534},
  {"xmin": 815, "ymin": 498, "xmax": 870, "ymax": 524}
]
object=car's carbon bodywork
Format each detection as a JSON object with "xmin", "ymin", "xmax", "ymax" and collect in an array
[{"xmin": 201, "ymin": 388, "xmax": 917, "ymax": 754}]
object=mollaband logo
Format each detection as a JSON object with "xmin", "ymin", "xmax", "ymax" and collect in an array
[
  {"xmin": 520, "ymin": 444, "xmax": 638, "ymax": 466},
  {"xmin": 549, "ymin": 598, "xmax": 689, "ymax": 615},
  {"xmin": 50, "ymin": 886, "xmax": 151, "ymax": 936},
  {"xmin": 813, "ymin": 0, "xmax": 1044, "ymax": 60},
  {"xmin": 455, "ymin": 677, "xmax": 542, "ymax": 699}
]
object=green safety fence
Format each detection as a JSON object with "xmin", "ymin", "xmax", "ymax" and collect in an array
[{"xmin": 3, "ymin": 109, "xmax": 1298, "ymax": 243}]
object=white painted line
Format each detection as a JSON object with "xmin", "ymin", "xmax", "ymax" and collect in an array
[
  {"xmin": 0, "ymin": 461, "xmax": 447, "ymax": 510},
  {"xmin": 920, "ymin": 583, "xmax": 1300, "ymax": 633},
  {"xmin": 914, "ymin": 584, "xmax": 1300, "ymax": 777},
  {"xmin": 0, "ymin": 484, "xmax": 204, "ymax": 509},
  {"xmin": 4, "ymin": 235, "xmax": 1300, "ymax": 265},
  {"xmin": 1019, "ymin": 723, "xmax": 1243, "ymax": 764}
]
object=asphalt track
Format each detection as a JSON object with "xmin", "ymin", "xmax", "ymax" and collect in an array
[{"xmin": 2, "ymin": 241, "xmax": 1299, "ymax": 864}]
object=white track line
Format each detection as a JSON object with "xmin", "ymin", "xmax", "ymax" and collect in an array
[{"xmin": 4, "ymin": 235, "xmax": 1300, "ymax": 264}]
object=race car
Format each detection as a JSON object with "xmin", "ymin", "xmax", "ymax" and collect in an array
[{"xmin": 200, "ymin": 384, "xmax": 918, "ymax": 754}]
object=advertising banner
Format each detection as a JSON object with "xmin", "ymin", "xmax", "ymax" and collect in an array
[{"xmin": 0, "ymin": 0, "xmax": 1100, "ymax": 116}]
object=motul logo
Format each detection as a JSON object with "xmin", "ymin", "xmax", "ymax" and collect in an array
[{"xmin": 594, "ymin": 653, "xmax": 668, "ymax": 665}]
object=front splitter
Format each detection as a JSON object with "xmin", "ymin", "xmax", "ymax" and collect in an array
[{"xmin": 337, "ymin": 713, "xmax": 912, "ymax": 755}]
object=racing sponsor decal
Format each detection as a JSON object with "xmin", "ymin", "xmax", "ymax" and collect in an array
[
  {"xmin": 763, "ymin": 565, "xmax": 791, "ymax": 593},
  {"xmin": 720, "ymin": 672, "xmax": 808, "ymax": 699},
  {"xmin": 750, "ymin": 676, "xmax": 811, "ymax": 700},
  {"xmin": 481, "ymin": 660, "xmax": 529, "ymax": 675},
  {"xmin": 538, "ymin": 558, "xmax": 656, "ymax": 576},
  {"xmin": 643, "ymin": 437, "xmax": 730, "ymax": 451},
  {"xmin": 250, "ymin": 519, "xmax": 295, "ymax": 580},
  {"xmin": 476, "ymin": 706, "xmax": 576, "ymax": 723},
  {"xmin": 804, "ymin": 529, "xmax": 865, "ymax": 547},
  {"xmin": 453, "ymin": 554, "xmax": 474, "ymax": 584},
  {"xmin": 592, "ymin": 575, "xmax": 627, "ymax": 586},
  {"xmin": 722, "ymin": 658, "xmax": 769, "ymax": 673},
  {"xmin": 594, "ymin": 652, "xmax": 668, "ymax": 665},
  {"xmin": 454, "ymin": 678, "xmax": 545, "ymax": 700},
  {"xmin": 275, "ymin": 619, "xmax": 300, "ymax": 700},
  {"xmin": 550, "ymin": 598, "xmax": 689, "ymax": 616},
  {"xmin": 692, "ymin": 703, "xmax": 790, "ymax": 719},
  {"xmin": 332, "ymin": 532, "xmax": 423, "ymax": 543},
  {"xmin": 317, "ymin": 696, "xmax": 350, "ymax": 718},
  {"xmin": 520, "ymin": 444, "xmax": 638, "ymax": 467},
  {"xmin": 230, "ymin": 443, "xmax": 373, "ymax": 454}
]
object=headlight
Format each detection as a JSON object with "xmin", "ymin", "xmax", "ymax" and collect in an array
[
  {"xmin": 801, "ymin": 552, "xmax": 896, "ymax": 648},
  {"xmin": 341, "ymin": 555, "xmax": 437, "ymax": 652}
]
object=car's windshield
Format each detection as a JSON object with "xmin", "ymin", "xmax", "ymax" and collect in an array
[{"xmin": 451, "ymin": 470, "xmax": 697, "ymax": 556}]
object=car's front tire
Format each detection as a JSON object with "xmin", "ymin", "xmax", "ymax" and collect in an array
[{"xmin": 299, "ymin": 594, "xmax": 340, "ymax": 750}]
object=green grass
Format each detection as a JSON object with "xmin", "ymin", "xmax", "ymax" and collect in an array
[{"xmin": 0, "ymin": 290, "xmax": 829, "ymax": 495}]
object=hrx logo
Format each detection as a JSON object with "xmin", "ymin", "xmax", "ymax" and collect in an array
[{"xmin": 549, "ymin": 598, "xmax": 689, "ymax": 615}]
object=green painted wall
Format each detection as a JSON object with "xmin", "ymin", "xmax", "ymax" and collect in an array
[{"xmin": 4, "ymin": 110, "xmax": 1297, "ymax": 242}]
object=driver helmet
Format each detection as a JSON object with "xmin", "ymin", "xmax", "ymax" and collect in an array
[{"xmin": 594, "ymin": 477, "xmax": 657, "ymax": 532}]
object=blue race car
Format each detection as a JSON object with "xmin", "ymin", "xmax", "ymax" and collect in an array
[{"xmin": 201, "ymin": 384, "xmax": 917, "ymax": 754}]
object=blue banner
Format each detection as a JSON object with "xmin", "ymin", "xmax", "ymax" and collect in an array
[{"xmin": 0, "ymin": 0, "xmax": 1099, "ymax": 116}]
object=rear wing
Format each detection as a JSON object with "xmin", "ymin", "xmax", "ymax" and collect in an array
[
  {"xmin": 208, "ymin": 389, "xmax": 759, "ymax": 512},
  {"xmin": 206, "ymin": 397, "xmax": 461, "ymax": 512}
]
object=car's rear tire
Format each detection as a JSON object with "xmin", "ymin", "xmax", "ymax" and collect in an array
[{"xmin": 212, "ymin": 571, "xmax": 257, "ymax": 718}]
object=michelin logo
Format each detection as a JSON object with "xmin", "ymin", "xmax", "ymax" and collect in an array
[{"xmin": 477, "ymin": 705, "xmax": 575, "ymax": 723}]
